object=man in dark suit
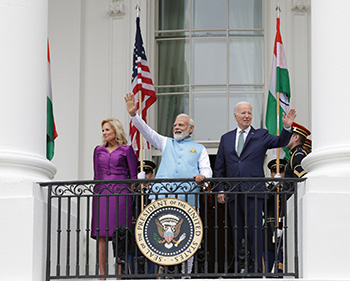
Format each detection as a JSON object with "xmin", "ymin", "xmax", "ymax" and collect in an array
[{"xmin": 214, "ymin": 101, "xmax": 296, "ymax": 273}]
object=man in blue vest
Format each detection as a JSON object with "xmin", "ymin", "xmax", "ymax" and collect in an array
[
  {"xmin": 125, "ymin": 92, "xmax": 212, "ymax": 275},
  {"xmin": 125, "ymin": 93, "xmax": 212, "ymax": 195}
]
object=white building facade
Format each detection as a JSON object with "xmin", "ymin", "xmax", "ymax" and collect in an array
[{"xmin": 3, "ymin": 0, "xmax": 350, "ymax": 280}]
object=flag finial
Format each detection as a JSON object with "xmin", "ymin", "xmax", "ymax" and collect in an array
[
  {"xmin": 136, "ymin": 3, "xmax": 141, "ymax": 17},
  {"xmin": 276, "ymin": 3, "xmax": 281, "ymax": 18}
]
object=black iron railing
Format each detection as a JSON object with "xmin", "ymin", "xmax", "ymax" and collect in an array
[{"xmin": 40, "ymin": 177, "xmax": 305, "ymax": 280}]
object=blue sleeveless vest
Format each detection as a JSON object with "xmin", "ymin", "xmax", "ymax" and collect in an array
[{"xmin": 149, "ymin": 137, "xmax": 204, "ymax": 207}]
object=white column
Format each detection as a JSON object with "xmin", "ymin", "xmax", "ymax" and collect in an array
[
  {"xmin": 0, "ymin": 1, "xmax": 56, "ymax": 280},
  {"xmin": 0, "ymin": 0, "xmax": 56, "ymax": 181},
  {"xmin": 300, "ymin": 0, "xmax": 350, "ymax": 279}
]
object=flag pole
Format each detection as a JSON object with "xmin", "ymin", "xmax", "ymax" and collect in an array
[
  {"xmin": 138, "ymin": 88, "xmax": 145, "ymax": 210},
  {"xmin": 275, "ymin": 3, "xmax": 282, "ymax": 235},
  {"xmin": 135, "ymin": 3, "xmax": 145, "ymax": 210},
  {"xmin": 276, "ymin": 3, "xmax": 281, "ymax": 174}
]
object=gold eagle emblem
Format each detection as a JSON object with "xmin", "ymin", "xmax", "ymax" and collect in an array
[{"xmin": 154, "ymin": 214, "xmax": 186, "ymax": 249}]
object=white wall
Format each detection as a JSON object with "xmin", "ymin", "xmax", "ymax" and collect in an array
[{"xmin": 48, "ymin": 0, "xmax": 82, "ymax": 180}]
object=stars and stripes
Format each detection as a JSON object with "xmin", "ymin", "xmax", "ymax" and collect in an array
[{"xmin": 129, "ymin": 16, "xmax": 156, "ymax": 154}]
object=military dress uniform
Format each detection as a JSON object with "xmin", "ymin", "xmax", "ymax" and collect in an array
[
  {"xmin": 285, "ymin": 122, "xmax": 311, "ymax": 178},
  {"xmin": 285, "ymin": 144, "xmax": 308, "ymax": 178},
  {"xmin": 263, "ymin": 159, "xmax": 287, "ymax": 273},
  {"xmin": 263, "ymin": 185, "xmax": 284, "ymax": 273},
  {"xmin": 128, "ymin": 160, "xmax": 157, "ymax": 275}
]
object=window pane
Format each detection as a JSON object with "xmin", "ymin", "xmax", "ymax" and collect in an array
[
  {"xmin": 192, "ymin": 85, "xmax": 227, "ymax": 92},
  {"xmin": 229, "ymin": 30, "xmax": 264, "ymax": 36},
  {"xmin": 158, "ymin": 40, "xmax": 189, "ymax": 86},
  {"xmin": 193, "ymin": 38, "xmax": 227, "ymax": 85},
  {"xmin": 193, "ymin": 0, "xmax": 227, "ymax": 30},
  {"xmin": 229, "ymin": 93, "xmax": 264, "ymax": 129},
  {"xmin": 158, "ymin": 0, "xmax": 189, "ymax": 30},
  {"xmin": 229, "ymin": 85, "xmax": 264, "ymax": 92},
  {"xmin": 157, "ymin": 31, "xmax": 189, "ymax": 37},
  {"xmin": 156, "ymin": 86, "xmax": 189, "ymax": 94},
  {"xmin": 192, "ymin": 94, "xmax": 227, "ymax": 140},
  {"xmin": 229, "ymin": 38, "xmax": 263, "ymax": 84},
  {"xmin": 229, "ymin": 0, "xmax": 262, "ymax": 29},
  {"xmin": 157, "ymin": 95, "xmax": 189, "ymax": 137},
  {"xmin": 192, "ymin": 30, "xmax": 227, "ymax": 37}
]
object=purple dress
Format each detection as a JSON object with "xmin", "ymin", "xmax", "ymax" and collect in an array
[{"xmin": 91, "ymin": 144, "xmax": 137, "ymax": 239}]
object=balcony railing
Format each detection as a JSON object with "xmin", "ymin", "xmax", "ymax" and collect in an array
[{"xmin": 40, "ymin": 177, "xmax": 305, "ymax": 280}]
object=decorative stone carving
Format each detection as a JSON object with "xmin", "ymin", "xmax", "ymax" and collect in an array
[
  {"xmin": 107, "ymin": 0, "xmax": 125, "ymax": 17},
  {"xmin": 292, "ymin": 0, "xmax": 310, "ymax": 13}
]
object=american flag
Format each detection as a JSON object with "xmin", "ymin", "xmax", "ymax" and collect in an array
[{"xmin": 130, "ymin": 16, "xmax": 157, "ymax": 154}]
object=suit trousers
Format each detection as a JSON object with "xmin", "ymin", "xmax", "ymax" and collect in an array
[{"xmin": 228, "ymin": 195, "xmax": 263, "ymax": 272}]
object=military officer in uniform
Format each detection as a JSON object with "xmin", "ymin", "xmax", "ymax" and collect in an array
[
  {"xmin": 133, "ymin": 160, "xmax": 157, "ymax": 227},
  {"xmin": 263, "ymin": 159, "xmax": 287, "ymax": 273},
  {"xmin": 137, "ymin": 160, "xmax": 157, "ymax": 180},
  {"xmin": 129, "ymin": 160, "xmax": 157, "ymax": 275},
  {"xmin": 134, "ymin": 160, "xmax": 157, "ymax": 217},
  {"xmin": 267, "ymin": 159, "xmax": 287, "ymax": 178},
  {"xmin": 285, "ymin": 122, "xmax": 311, "ymax": 178}
]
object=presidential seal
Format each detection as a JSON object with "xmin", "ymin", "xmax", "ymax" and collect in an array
[{"xmin": 135, "ymin": 198, "xmax": 203, "ymax": 265}]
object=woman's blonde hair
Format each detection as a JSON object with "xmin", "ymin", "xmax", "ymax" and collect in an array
[{"xmin": 101, "ymin": 118, "xmax": 128, "ymax": 146}]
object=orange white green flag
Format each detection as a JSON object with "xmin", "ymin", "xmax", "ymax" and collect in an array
[
  {"xmin": 265, "ymin": 16, "xmax": 290, "ymax": 158},
  {"xmin": 47, "ymin": 40, "xmax": 58, "ymax": 160}
]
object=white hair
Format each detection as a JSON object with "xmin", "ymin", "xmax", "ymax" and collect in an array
[
  {"xmin": 176, "ymin": 113, "xmax": 194, "ymax": 127},
  {"xmin": 234, "ymin": 101, "xmax": 252, "ymax": 114}
]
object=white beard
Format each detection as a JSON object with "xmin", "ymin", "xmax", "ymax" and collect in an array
[{"xmin": 173, "ymin": 127, "xmax": 191, "ymax": 141}]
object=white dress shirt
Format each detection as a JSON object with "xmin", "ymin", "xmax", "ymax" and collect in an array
[{"xmin": 235, "ymin": 126, "xmax": 251, "ymax": 152}]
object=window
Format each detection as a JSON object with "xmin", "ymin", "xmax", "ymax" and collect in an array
[{"xmin": 156, "ymin": 0, "xmax": 264, "ymax": 142}]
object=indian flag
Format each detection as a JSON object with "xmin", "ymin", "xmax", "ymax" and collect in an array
[
  {"xmin": 47, "ymin": 40, "xmax": 58, "ymax": 160},
  {"xmin": 266, "ymin": 16, "xmax": 290, "ymax": 158}
]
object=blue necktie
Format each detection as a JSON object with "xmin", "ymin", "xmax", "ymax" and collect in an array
[{"xmin": 237, "ymin": 130, "xmax": 245, "ymax": 156}]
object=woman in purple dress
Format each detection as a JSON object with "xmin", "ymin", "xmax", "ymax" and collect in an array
[{"xmin": 91, "ymin": 118, "xmax": 137, "ymax": 278}]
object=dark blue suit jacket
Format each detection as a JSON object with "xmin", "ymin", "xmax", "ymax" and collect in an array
[{"xmin": 214, "ymin": 126, "xmax": 292, "ymax": 199}]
